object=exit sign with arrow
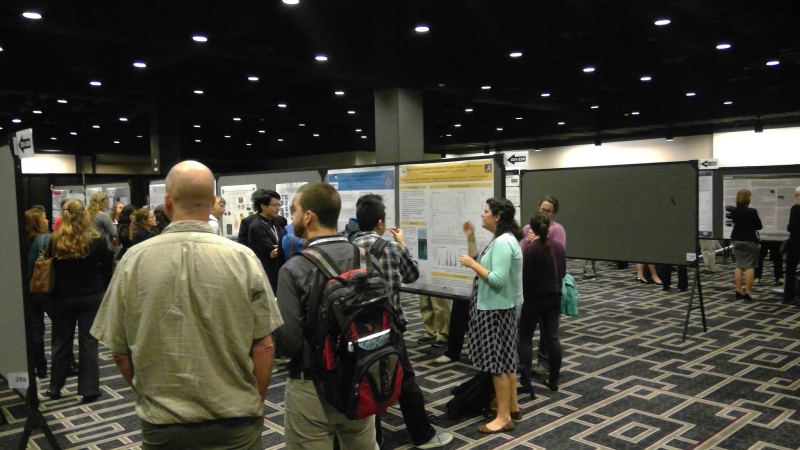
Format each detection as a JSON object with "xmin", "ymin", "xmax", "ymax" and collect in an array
[
  {"xmin": 699, "ymin": 158, "xmax": 719, "ymax": 169},
  {"xmin": 504, "ymin": 151, "xmax": 529, "ymax": 169}
]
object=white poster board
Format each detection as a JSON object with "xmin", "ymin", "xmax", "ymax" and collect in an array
[
  {"xmin": 723, "ymin": 174, "xmax": 800, "ymax": 240},
  {"xmin": 506, "ymin": 174, "xmax": 521, "ymax": 207},
  {"xmin": 52, "ymin": 186, "xmax": 86, "ymax": 218},
  {"xmin": 149, "ymin": 182, "xmax": 166, "ymax": 210},
  {"xmin": 86, "ymin": 183, "xmax": 131, "ymax": 211},
  {"xmin": 399, "ymin": 159, "xmax": 495, "ymax": 297},
  {"xmin": 327, "ymin": 166, "xmax": 396, "ymax": 239},
  {"xmin": 275, "ymin": 181, "xmax": 308, "ymax": 219},
  {"xmin": 221, "ymin": 184, "xmax": 257, "ymax": 238},
  {"xmin": 698, "ymin": 171, "xmax": 713, "ymax": 238}
]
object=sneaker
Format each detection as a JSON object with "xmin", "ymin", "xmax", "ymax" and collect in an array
[
  {"xmin": 582, "ymin": 273, "xmax": 597, "ymax": 281},
  {"xmin": 431, "ymin": 339, "xmax": 446, "ymax": 348},
  {"xmin": 417, "ymin": 336, "xmax": 435, "ymax": 345},
  {"xmin": 532, "ymin": 364, "xmax": 549, "ymax": 375},
  {"xmin": 434, "ymin": 355, "xmax": 454, "ymax": 364},
  {"xmin": 417, "ymin": 430, "xmax": 453, "ymax": 449},
  {"xmin": 777, "ymin": 278, "xmax": 785, "ymax": 286}
]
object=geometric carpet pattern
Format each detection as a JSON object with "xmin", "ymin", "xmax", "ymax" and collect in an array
[{"xmin": 2, "ymin": 259, "xmax": 799, "ymax": 449}]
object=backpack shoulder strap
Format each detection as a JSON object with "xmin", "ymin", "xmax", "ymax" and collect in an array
[
  {"xmin": 369, "ymin": 238, "xmax": 389, "ymax": 260},
  {"xmin": 299, "ymin": 247, "xmax": 341, "ymax": 279}
]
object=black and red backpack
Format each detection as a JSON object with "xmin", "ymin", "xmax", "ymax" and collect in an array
[{"xmin": 299, "ymin": 243, "xmax": 404, "ymax": 419}]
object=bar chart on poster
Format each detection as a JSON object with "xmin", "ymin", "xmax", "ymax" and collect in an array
[
  {"xmin": 399, "ymin": 159, "xmax": 495, "ymax": 297},
  {"xmin": 722, "ymin": 174, "xmax": 800, "ymax": 240}
]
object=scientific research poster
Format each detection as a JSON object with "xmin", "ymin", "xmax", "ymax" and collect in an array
[
  {"xmin": 327, "ymin": 166, "xmax": 396, "ymax": 238},
  {"xmin": 220, "ymin": 184, "xmax": 257, "ymax": 238},
  {"xmin": 399, "ymin": 159, "xmax": 495, "ymax": 297},
  {"xmin": 275, "ymin": 181, "xmax": 307, "ymax": 219},
  {"xmin": 52, "ymin": 187, "xmax": 86, "ymax": 218},
  {"xmin": 723, "ymin": 174, "xmax": 800, "ymax": 240},
  {"xmin": 506, "ymin": 174, "xmax": 521, "ymax": 207},
  {"xmin": 149, "ymin": 183, "xmax": 166, "ymax": 209},
  {"xmin": 698, "ymin": 171, "xmax": 713, "ymax": 238}
]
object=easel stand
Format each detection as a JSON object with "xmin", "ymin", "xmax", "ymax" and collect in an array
[
  {"xmin": 16, "ymin": 387, "xmax": 59, "ymax": 450},
  {"xmin": 682, "ymin": 238, "xmax": 708, "ymax": 341}
]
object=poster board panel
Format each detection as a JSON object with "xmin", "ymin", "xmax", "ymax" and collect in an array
[
  {"xmin": 148, "ymin": 179, "xmax": 166, "ymax": 210},
  {"xmin": 521, "ymin": 161, "xmax": 698, "ymax": 265},
  {"xmin": 721, "ymin": 173, "xmax": 800, "ymax": 241},
  {"xmin": 86, "ymin": 182, "xmax": 132, "ymax": 211},
  {"xmin": 327, "ymin": 166, "xmax": 396, "ymax": 239},
  {"xmin": 52, "ymin": 185, "xmax": 86, "ymax": 218}
]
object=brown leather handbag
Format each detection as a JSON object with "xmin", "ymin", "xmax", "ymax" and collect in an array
[{"xmin": 30, "ymin": 238, "xmax": 55, "ymax": 296}]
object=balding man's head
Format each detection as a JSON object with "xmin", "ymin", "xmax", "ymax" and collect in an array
[{"xmin": 164, "ymin": 161, "xmax": 216, "ymax": 222}]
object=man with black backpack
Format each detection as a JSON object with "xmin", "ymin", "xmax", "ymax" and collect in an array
[
  {"xmin": 352, "ymin": 197, "xmax": 453, "ymax": 449},
  {"xmin": 275, "ymin": 183, "xmax": 403, "ymax": 449}
]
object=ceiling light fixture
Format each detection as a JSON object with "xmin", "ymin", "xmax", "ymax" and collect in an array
[
  {"xmin": 57, "ymin": 99, "xmax": 67, "ymax": 104},
  {"xmin": 133, "ymin": 61, "xmax": 147, "ymax": 68},
  {"xmin": 299, "ymin": 124, "xmax": 305, "ymax": 127},
  {"xmin": 12, "ymin": 119, "xmax": 21, "ymax": 123},
  {"xmin": 315, "ymin": 55, "xmax": 328, "ymax": 61},
  {"xmin": 0, "ymin": 46, "xmax": 3, "ymax": 52},
  {"xmin": 355, "ymin": 129, "xmax": 362, "ymax": 132},
  {"xmin": 193, "ymin": 124, "xmax": 201, "ymax": 128},
  {"xmin": 510, "ymin": 52, "xmax": 522, "ymax": 58},
  {"xmin": 51, "ymin": 137, "xmax": 56, "ymax": 141},
  {"xmin": 278, "ymin": 139, "xmax": 284, "ymax": 142},
  {"xmin": 90, "ymin": 81, "xmax": 102, "ymax": 86},
  {"xmin": 558, "ymin": 121, "xmax": 565, "ymax": 125},
  {"xmin": 22, "ymin": 12, "xmax": 42, "ymax": 20},
  {"xmin": 716, "ymin": 43, "xmax": 731, "ymax": 50},
  {"xmin": 454, "ymin": 124, "xmax": 461, "ymax": 127},
  {"xmin": 335, "ymin": 91, "xmax": 345, "ymax": 95},
  {"xmin": 348, "ymin": 110, "xmax": 355, "ymax": 114},
  {"xmin": 248, "ymin": 76, "xmax": 259, "ymax": 81},
  {"xmin": 119, "ymin": 117, "xmax": 128, "ymax": 121},
  {"xmin": 496, "ymin": 127, "xmax": 503, "ymax": 131},
  {"xmin": 465, "ymin": 108, "xmax": 473, "ymax": 112},
  {"xmin": 415, "ymin": 25, "xmax": 429, "ymax": 33},
  {"xmin": 654, "ymin": 18, "xmax": 671, "ymax": 26},
  {"xmin": 766, "ymin": 60, "xmax": 780, "ymax": 66},
  {"xmin": 195, "ymin": 139, "xmax": 201, "ymax": 143},
  {"xmin": 591, "ymin": 105, "xmax": 599, "ymax": 109},
  {"xmin": 93, "ymin": 125, "xmax": 100, "ymax": 128},
  {"xmin": 481, "ymin": 85, "xmax": 491, "ymax": 90},
  {"xmin": 224, "ymin": 135, "xmax": 230, "ymax": 138},
  {"xmin": 446, "ymin": 134, "xmax": 452, "ymax": 137},
  {"xmin": 516, "ymin": 117, "xmax": 523, "ymax": 120},
  {"xmin": 194, "ymin": 90, "xmax": 203, "ymax": 94},
  {"xmin": 137, "ymin": 135, "xmax": 143, "ymax": 138},
  {"xmin": 583, "ymin": 66, "xmax": 595, "ymax": 73},
  {"xmin": 113, "ymin": 141, "xmax": 120, "ymax": 144},
  {"xmin": 33, "ymin": 110, "xmax": 42, "ymax": 114},
  {"xmin": 283, "ymin": 0, "xmax": 300, "ymax": 4},
  {"xmin": 686, "ymin": 92, "xmax": 696, "ymax": 97},
  {"xmin": 233, "ymin": 117, "xmax": 241, "ymax": 121},
  {"xmin": 192, "ymin": 35, "xmax": 208, "ymax": 42},
  {"xmin": 278, "ymin": 103, "xmax": 287, "ymax": 108},
  {"xmin": 541, "ymin": 92, "xmax": 550, "ymax": 97},
  {"xmin": 640, "ymin": 75, "xmax": 652, "ymax": 81},
  {"xmin": 313, "ymin": 134, "xmax": 320, "ymax": 137},
  {"xmin": 724, "ymin": 101, "xmax": 733, "ymax": 105},
  {"xmin": 258, "ymin": 130, "xmax": 265, "ymax": 134},
  {"xmin": 70, "ymin": 132, "xmax": 77, "ymax": 136},
  {"xmin": 632, "ymin": 111, "xmax": 640, "ymax": 115},
  {"xmin": 361, "ymin": 136, "xmax": 367, "ymax": 139},
  {"xmin": 246, "ymin": 143, "xmax": 252, "ymax": 146}
]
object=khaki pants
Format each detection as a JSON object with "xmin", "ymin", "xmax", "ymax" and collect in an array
[
  {"xmin": 284, "ymin": 378, "xmax": 378, "ymax": 450},
  {"xmin": 140, "ymin": 416, "xmax": 262, "ymax": 450},
  {"xmin": 419, "ymin": 295, "xmax": 450, "ymax": 341},
  {"xmin": 700, "ymin": 239, "xmax": 719, "ymax": 272}
]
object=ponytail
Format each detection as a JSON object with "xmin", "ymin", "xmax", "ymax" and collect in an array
[{"xmin": 529, "ymin": 212, "xmax": 551, "ymax": 248}]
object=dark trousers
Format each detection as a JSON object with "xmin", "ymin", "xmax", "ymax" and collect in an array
[
  {"xmin": 30, "ymin": 298, "xmax": 48, "ymax": 372},
  {"xmin": 49, "ymin": 293, "xmax": 103, "ymax": 397},
  {"xmin": 659, "ymin": 265, "xmax": 689, "ymax": 291},
  {"xmin": 443, "ymin": 299, "xmax": 469, "ymax": 361},
  {"xmin": 376, "ymin": 332, "xmax": 435, "ymax": 446},
  {"xmin": 756, "ymin": 241, "xmax": 784, "ymax": 281},
  {"xmin": 517, "ymin": 294, "xmax": 562, "ymax": 389},
  {"xmin": 785, "ymin": 251, "xmax": 800, "ymax": 303},
  {"xmin": 141, "ymin": 416, "xmax": 263, "ymax": 450}
]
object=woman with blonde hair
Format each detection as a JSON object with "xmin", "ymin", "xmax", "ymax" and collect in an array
[
  {"xmin": 730, "ymin": 189, "xmax": 763, "ymax": 301},
  {"xmin": 130, "ymin": 207, "xmax": 157, "ymax": 245},
  {"xmin": 24, "ymin": 208, "xmax": 51, "ymax": 378},
  {"xmin": 46, "ymin": 200, "xmax": 112, "ymax": 403},
  {"xmin": 88, "ymin": 191, "xmax": 116, "ymax": 252}
]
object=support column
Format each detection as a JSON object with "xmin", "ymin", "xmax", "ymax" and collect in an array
[
  {"xmin": 149, "ymin": 95, "xmax": 181, "ymax": 175},
  {"xmin": 374, "ymin": 88, "xmax": 424, "ymax": 164}
]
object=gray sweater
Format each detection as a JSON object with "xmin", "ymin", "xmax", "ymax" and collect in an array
[{"xmin": 92, "ymin": 212, "xmax": 117, "ymax": 251}]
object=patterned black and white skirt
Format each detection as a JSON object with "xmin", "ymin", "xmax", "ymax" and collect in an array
[{"xmin": 467, "ymin": 278, "xmax": 518, "ymax": 375}]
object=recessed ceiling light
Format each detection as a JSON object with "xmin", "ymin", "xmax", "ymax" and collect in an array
[
  {"xmin": 313, "ymin": 134, "xmax": 320, "ymax": 137},
  {"xmin": 299, "ymin": 124, "xmax": 305, "ymax": 127},
  {"xmin": 348, "ymin": 110, "xmax": 355, "ymax": 114},
  {"xmin": 194, "ymin": 90, "xmax": 203, "ymax": 94},
  {"xmin": 12, "ymin": 119, "xmax": 21, "ymax": 123},
  {"xmin": 133, "ymin": 62, "xmax": 147, "ymax": 68},
  {"xmin": 283, "ymin": 0, "xmax": 299, "ymax": 4},
  {"xmin": 50, "ymin": 137, "xmax": 56, "ymax": 141},
  {"xmin": 278, "ymin": 138, "xmax": 284, "ymax": 142},
  {"xmin": 591, "ymin": 105, "xmax": 599, "ymax": 109},
  {"xmin": 315, "ymin": 55, "xmax": 328, "ymax": 61},
  {"xmin": 33, "ymin": 110, "xmax": 42, "ymax": 114},
  {"xmin": 534, "ymin": 149, "xmax": 542, "ymax": 152},
  {"xmin": 716, "ymin": 43, "xmax": 731, "ymax": 50},
  {"xmin": 510, "ymin": 52, "xmax": 522, "ymax": 58},
  {"xmin": 258, "ymin": 130, "xmax": 265, "ymax": 133},
  {"xmin": 334, "ymin": 91, "xmax": 345, "ymax": 95},
  {"xmin": 724, "ymin": 101, "xmax": 733, "ymax": 105},
  {"xmin": 356, "ymin": 129, "xmax": 362, "ymax": 132},
  {"xmin": 516, "ymin": 117, "xmax": 523, "ymax": 120},
  {"xmin": 640, "ymin": 76, "xmax": 652, "ymax": 81},
  {"xmin": 583, "ymin": 66, "xmax": 595, "ymax": 73},
  {"xmin": 766, "ymin": 60, "xmax": 780, "ymax": 66},
  {"xmin": 119, "ymin": 117, "xmax": 128, "ymax": 122},
  {"xmin": 22, "ymin": 12, "xmax": 42, "ymax": 20},
  {"xmin": 195, "ymin": 139, "xmax": 201, "ymax": 143},
  {"xmin": 278, "ymin": 103, "xmax": 287, "ymax": 108},
  {"xmin": 57, "ymin": 99, "xmax": 67, "ymax": 104},
  {"xmin": 137, "ymin": 135, "xmax": 143, "ymax": 138},
  {"xmin": 192, "ymin": 35, "xmax": 208, "ymax": 42},
  {"xmin": 654, "ymin": 18, "xmax": 671, "ymax": 26},
  {"xmin": 93, "ymin": 125, "xmax": 100, "ymax": 128},
  {"xmin": 446, "ymin": 134, "xmax": 452, "ymax": 137},
  {"xmin": 415, "ymin": 25, "xmax": 429, "ymax": 33},
  {"xmin": 686, "ymin": 92, "xmax": 696, "ymax": 97},
  {"xmin": 90, "ymin": 81, "xmax": 102, "ymax": 86},
  {"xmin": 465, "ymin": 108, "xmax": 473, "ymax": 112},
  {"xmin": 113, "ymin": 141, "xmax": 120, "ymax": 144},
  {"xmin": 0, "ymin": 46, "xmax": 3, "ymax": 52},
  {"xmin": 193, "ymin": 124, "xmax": 201, "ymax": 128},
  {"xmin": 496, "ymin": 127, "xmax": 503, "ymax": 131},
  {"xmin": 632, "ymin": 111, "xmax": 640, "ymax": 115},
  {"xmin": 233, "ymin": 117, "xmax": 241, "ymax": 121},
  {"xmin": 246, "ymin": 143, "xmax": 252, "ymax": 146},
  {"xmin": 361, "ymin": 136, "xmax": 367, "ymax": 139},
  {"xmin": 248, "ymin": 76, "xmax": 259, "ymax": 81},
  {"xmin": 481, "ymin": 85, "xmax": 491, "ymax": 90},
  {"xmin": 70, "ymin": 132, "xmax": 77, "ymax": 136},
  {"xmin": 541, "ymin": 92, "xmax": 550, "ymax": 97},
  {"xmin": 224, "ymin": 135, "xmax": 230, "ymax": 138},
  {"xmin": 454, "ymin": 124, "xmax": 461, "ymax": 127},
  {"xmin": 557, "ymin": 121, "xmax": 565, "ymax": 125}
]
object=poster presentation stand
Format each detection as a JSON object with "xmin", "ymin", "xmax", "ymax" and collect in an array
[
  {"xmin": 2, "ymin": 141, "xmax": 61, "ymax": 449},
  {"xmin": 327, "ymin": 166, "xmax": 396, "ymax": 240},
  {"xmin": 220, "ymin": 184, "xmax": 257, "ymax": 238},
  {"xmin": 683, "ymin": 239, "xmax": 708, "ymax": 341}
]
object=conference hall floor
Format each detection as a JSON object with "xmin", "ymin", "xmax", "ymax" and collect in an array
[{"xmin": 2, "ymin": 258, "xmax": 799, "ymax": 450}]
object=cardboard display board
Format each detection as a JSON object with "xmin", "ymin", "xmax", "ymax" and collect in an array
[{"xmin": 521, "ymin": 161, "xmax": 698, "ymax": 265}]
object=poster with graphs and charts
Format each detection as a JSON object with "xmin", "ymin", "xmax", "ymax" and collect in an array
[
  {"xmin": 327, "ymin": 166, "xmax": 396, "ymax": 239},
  {"xmin": 221, "ymin": 184, "xmax": 257, "ymax": 238},
  {"xmin": 723, "ymin": 174, "xmax": 800, "ymax": 240},
  {"xmin": 275, "ymin": 182, "xmax": 307, "ymax": 219},
  {"xmin": 399, "ymin": 159, "xmax": 495, "ymax": 297}
]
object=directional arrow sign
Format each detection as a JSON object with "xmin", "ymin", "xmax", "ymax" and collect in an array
[
  {"xmin": 699, "ymin": 158, "xmax": 719, "ymax": 169},
  {"xmin": 504, "ymin": 151, "xmax": 529, "ymax": 169},
  {"xmin": 13, "ymin": 128, "xmax": 34, "ymax": 158}
]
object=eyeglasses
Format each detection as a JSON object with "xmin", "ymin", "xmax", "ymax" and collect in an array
[
  {"xmin": 269, "ymin": 203, "xmax": 281, "ymax": 208},
  {"xmin": 539, "ymin": 209, "xmax": 554, "ymax": 214}
]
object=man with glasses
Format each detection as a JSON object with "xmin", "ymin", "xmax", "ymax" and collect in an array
[{"xmin": 248, "ymin": 190, "xmax": 286, "ymax": 294}]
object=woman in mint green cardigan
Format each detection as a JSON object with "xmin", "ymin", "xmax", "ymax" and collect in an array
[{"xmin": 459, "ymin": 198, "xmax": 524, "ymax": 434}]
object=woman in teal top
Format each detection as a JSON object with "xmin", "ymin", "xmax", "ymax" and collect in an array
[
  {"xmin": 25, "ymin": 208, "xmax": 51, "ymax": 378},
  {"xmin": 459, "ymin": 198, "xmax": 523, "ymax": 434}
]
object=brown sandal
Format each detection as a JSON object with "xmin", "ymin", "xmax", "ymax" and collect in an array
[
  {"xmin": 510, "ymin": 411, "xmax": 523, "ymax": 421},
  {"xmin": 478, "ymin": 420, "xmax": 516, "ymax": 434}
]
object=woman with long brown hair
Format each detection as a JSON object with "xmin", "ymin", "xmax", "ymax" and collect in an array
[
  {"xmin": 46, "ymin": 200, "xmax": 112, "ymax": 403},
  {"xmin": 130, "ymin": 207, "xmax": 157, "ymax": 245},
  {"xmin": 24, "ymin": 208, "xmax": 51, "ymax": 378},
  {"xmin": 88, "ymin": 191, "xmax": 116, "ymax": 252}
]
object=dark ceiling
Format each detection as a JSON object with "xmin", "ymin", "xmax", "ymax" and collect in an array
[{"xmin": 1, "ymin": 0, "xmax": 799, "ymax": 167}]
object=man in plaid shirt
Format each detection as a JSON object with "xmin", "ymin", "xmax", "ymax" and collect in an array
[{"xmin": 352, "ymin": 196, "xmax": 453, "ymax": 449}]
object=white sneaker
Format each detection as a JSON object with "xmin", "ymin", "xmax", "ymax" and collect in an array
[
  {"xmin": 417, "ymin": 430, "xmax": 453, "ymax": 448},
  {"xmin": 434, "ymin": 355, "xmax": 453, "ymax": 364}
]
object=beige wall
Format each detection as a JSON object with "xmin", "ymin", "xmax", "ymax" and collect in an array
[
  {"xmin": 20, "ymin": 153, "xmax": 76, "ymax": 174},
  {"xmin": 713, "ymin": 128, "xmax": 800, "ymax": 167},
  {"xmin": 96, "ymin": 164, "xmax": 153, "ymax": 175}
]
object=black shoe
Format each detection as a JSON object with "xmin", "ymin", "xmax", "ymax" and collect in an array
[
  {"xmin": 82, "ymin": 393, "xmax": 101, "ymax": 404},
  {"xmin": 431, "ymin": 339, "xmax": 446, "ymax": 348},
  {"xmin": 735, "ymin": 291, "xmax": 744, "ymax": 300},
  {"xmin": 542, "ymin": 379, "xmax": 559, "ymax": 392},
  {"xmin": 743, "ymin": 293, "xmax": 753, "ymax": 302},
  {"xmin": 67, "ymin": 362, "xmax": 79, "ymax": 377},
  {"xmin": 582, "ymin": 274, "xmax": 597, "ymax": 281},
  {"xmin": 636, "ymin": 277, "xmax": 648, "ymax": 284},
  {"xmin": 36, "ymin": 366, "xmax": 48, "ymax": 379},
  {"xmin": 417, "ymin": 336, "xmax": 435, "ymax": 345},
  {"xmin": 45, "ymin": 390, "xmax": 61, "ymax": 400}
]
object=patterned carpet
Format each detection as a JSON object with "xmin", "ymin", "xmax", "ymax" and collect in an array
[{"xmin": 2, "ymin": 259, "xmax": 799, "ymax": 450}]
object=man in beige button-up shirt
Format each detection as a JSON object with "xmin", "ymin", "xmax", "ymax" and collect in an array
[{"xmin": 92, "ymin": 161, "xmax": 283, "ymax": 450}]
